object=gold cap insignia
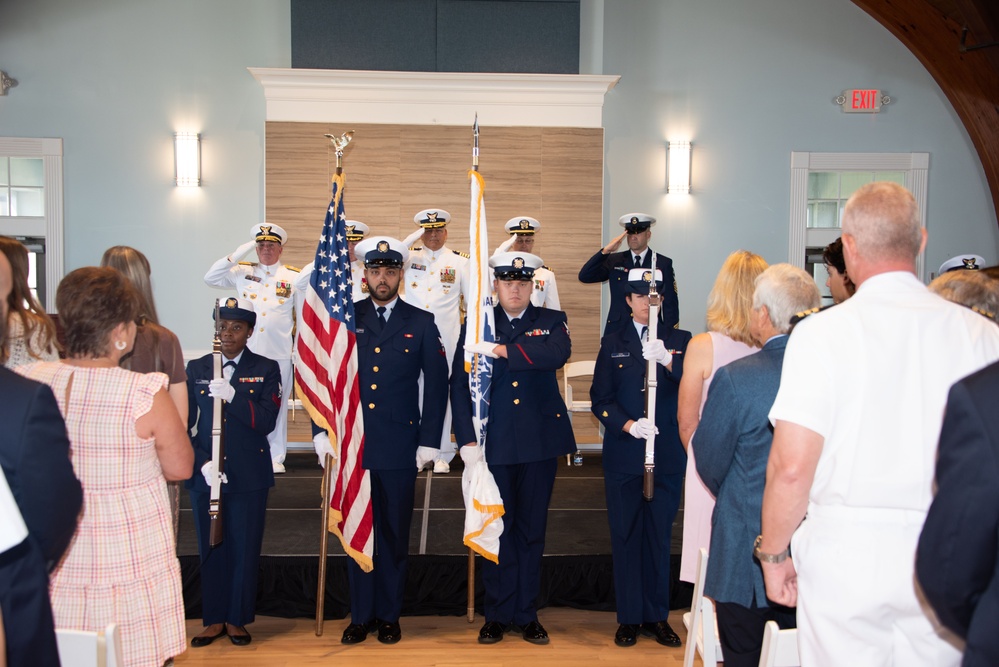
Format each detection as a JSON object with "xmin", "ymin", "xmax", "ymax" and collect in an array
[
  {"xmin": 513, "ymin": 257, "xmax": 525, "ymax": 269},
  {"xmin": 519, "ymin": 219, "xmax": 531, "ymax": 229},
  {"xmin": 643, "ymin": 271, "xmax": 653, "ymax": 282},
  {"xmin": 377, "ymin": 240, "xmax": 389, "ymax": 253},
  {"xmin": 631, "ymin": 216, "xmax": 640, "ymax": 224},
  {"xmin": 963, "ymin": 257, "xmax": 980, "ymax": 269},
  {"xmin": 346, "ymin": 225, "xmax": 355, "ymax": 235},
  {"xmin": 426, "ymin": 212, "xmax": 438, "ymax": 223},
  {"xmin": 225, "ymin": 297, "xmax": 239, "ymax": 308}
]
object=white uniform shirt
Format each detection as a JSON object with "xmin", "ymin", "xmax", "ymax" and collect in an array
[
  {"xmin": 204, "ymin": 258, "xmax": 302, "ymax": 361},
  {"xmin": 402, "ymin": 244, "xmax": 469, "ymax": 363},
  {"xmin": 351, "ymin": 259, "xmax": 367, "ymax": 302},
  {"xmin": 531, "ymin": 265, "xmax": 560, "ymax": 310},
  {"xmin": 769, "ymin": 271, "xmax": 999, "ymax": 511}
]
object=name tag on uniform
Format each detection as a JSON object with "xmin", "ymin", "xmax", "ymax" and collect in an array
[
  {"xmin": 525, "ymin": 329, "xmax": 550, "ymax": 337},
  {"xmin": 357, "ymin": 327, "xmax": 365, "ymax": 334},
  {"xmin": 195, "ymin": 379, "xmax": 211, "ymax": 385},
  {"xmin": 611, "ymin": 352, "xmax": 630, "ymax": 358},
  {"xmin": 614, "ymin": 266, "xmax": 629, "ymax": 272}
]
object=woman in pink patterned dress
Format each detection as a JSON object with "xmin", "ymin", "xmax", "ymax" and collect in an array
[
  {"xmin": 18, "ymin": 267, "xmax": 193, "ymax": 667},
  {"xmin": 677, "ymin": 251, "xmax": 768, "ymax": 584}
]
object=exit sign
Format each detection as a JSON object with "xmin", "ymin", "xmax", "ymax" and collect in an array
[{"xmin": 838, "ymin": 89, "xmax": 889, "ymax": 113}]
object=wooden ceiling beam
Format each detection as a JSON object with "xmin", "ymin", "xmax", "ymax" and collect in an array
[{"xmin": 853, "ymin": 0, "xmax": 999, "ymax": 230}]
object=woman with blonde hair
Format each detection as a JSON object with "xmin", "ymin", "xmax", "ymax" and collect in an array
[
  {"xmin": 17, "ymin": 266, "xmax": 192, "ymax": 666},
  {"xmin": 0, "ymin": 236, "xmax": 59, "ymax": 367},
  {"xmin": 677, "ymin": 250, "xmax": 768, "ymax": 583}
]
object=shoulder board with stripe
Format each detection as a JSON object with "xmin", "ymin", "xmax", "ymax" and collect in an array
[
  {"xmin": 452, "ymin": 250, "xmax": 470, "ymax": 258},
  {"xmin": 238, "ymin": 261, "xmax": 258, "ymax": 267},
  {"xmin": 542, "ymin": 265, "xmax": 554, "ymax": 273},
  {"xmin": 411, "ymin": 246, "xmax": 423, "ymax": 251},
  {"xmin": 284, "ymin": 265, "xmax": 301, "ymax": 272}
]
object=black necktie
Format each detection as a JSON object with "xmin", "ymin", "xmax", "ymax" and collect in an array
[
  {"xmin": 641, "ymin": 326, "xmax": 648, "ymax": 342},
  {"xmin": 634, "ymin": 254, "xmax": 642, "ymax": 267},
  {"xmin": 223, "ymin": 360, "xmax": 236, "ymax": 369},
  {"xmin": 510, "ymin": 317, "xmax": 519, "ymax": 328},
  {"xmin": 376, "ymin": 306, "xmax": 387, "ymax": 329}
]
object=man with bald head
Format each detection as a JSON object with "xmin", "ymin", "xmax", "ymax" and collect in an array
[{"xmin": 758, "ymin": 182, "xmax": 999, "ymax": 666}]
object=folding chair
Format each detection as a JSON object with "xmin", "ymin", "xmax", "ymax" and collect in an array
[
  {"xmin": 682, "ymin": 547, "xmax": 723, "ymax": 667},
  {"xmin": 758, "ymin": 620, "xmax": 799, "ymax": 667},
  {"xmin": 562, "ymin": 359, "xmax": 596, "ymax": 464},
  {"xmin": 56, "ymin": 623, "xmax": 122, "ymax": 667}
]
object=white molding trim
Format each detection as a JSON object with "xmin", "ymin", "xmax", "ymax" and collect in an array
[
  {"xmin": 788, "ymin": 151, "xmax": 930, "ymax": 280},
  {"xmin": 0, "ymin": 137, "xmax": 64, "ymax": 310},
  {"xmin": 248, "ymin": 68, "xmax": 621, "ymax": 128}
]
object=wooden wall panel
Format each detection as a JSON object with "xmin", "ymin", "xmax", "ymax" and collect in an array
[{"xmin": 266, "ymin": 121, "xmax": 605, "ymax": 442}]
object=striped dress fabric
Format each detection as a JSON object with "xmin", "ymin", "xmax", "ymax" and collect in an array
[{"xmin": 20, "ymin": 362, "xmax": 186, "ymax": 667}]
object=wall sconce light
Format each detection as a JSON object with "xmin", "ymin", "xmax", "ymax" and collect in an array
[
  {"xmin": 0, "ymin": 71, "xmax": 16, "ymax": 96},
  {"xmin": 174, "ymin": 132, "xmax": 201, "ymax": 187},
  {"xmin": 667, "ymin": 140, "xmax": 691, "ymax": 194}
]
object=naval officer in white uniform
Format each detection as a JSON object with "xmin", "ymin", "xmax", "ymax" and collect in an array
[
  {"xmin": 402, "ymin": 208, "xmax": 469, "ymax": 473},
  {"xmin": 204, "ymin": 223, "xmax": 302, "ymax": 473},
  {"xmin": 346, "ymin": 220, "xmax": 370, "ymax": 302},
  {"xmin": 493, "ymin": 217, "xmax": 560, "ymax": 310}
]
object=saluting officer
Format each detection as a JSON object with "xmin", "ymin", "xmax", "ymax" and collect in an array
[
  {"xmin": 187, "ymin": 298, "xmax": 282, "ymax": 648},
  {"xmin": 590, "ymin": 268, "xmax": 691, "ymax": 649},
  {"xmin": 204, "ymin": 223, "xmax": 301, "ymax": 474},
  {"xmin": 494, "ymin": 216, "xmax": 560, "ymax": 309},
  {"xmin": 339, "ymin": 236, "xmax": 449, "ymax": 646},
  {"xmin": 578, "ymin": 213, "xmax": 679, "ymax": 335},
  {"xmin": 402, "ymin": 208, "xmax": 469, "ymax": 474},
  {"xmin": 451, "ymin": 251, "xmax": 576, "ymax": 646},
  {"xmin": 345, "ymin": 220, "xmax": 370, "ymax": 302}
]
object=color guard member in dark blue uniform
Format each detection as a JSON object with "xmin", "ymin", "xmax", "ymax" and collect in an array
[
  {"xmin": 578, "ymin": 213, "xmax": 679, "ymax": 335},
  {"xmin": 591, "ymin": 268, "xmax": 691, "ymax": 648},
  {"xmin": 340, "ymin": 236, "xmax": 448, "ymax": 646},
  {"xmin": 187, "ymin": 298, "xmax": 282, "ymax": 648},
  {"xmin": 452, "ymin": 251, "xmax": 576, "ymax": 646}
]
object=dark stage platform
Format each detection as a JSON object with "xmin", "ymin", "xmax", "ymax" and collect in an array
[{"xmin": 177, "ymin": 451, "xmax": 690, "ymax": 619}]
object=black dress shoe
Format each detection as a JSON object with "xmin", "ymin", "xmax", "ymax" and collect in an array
[
  {"xmin": 641, "ymin": 620, "xmax": 681, "ymax": 647},
  {"xmin": 521, "ymin": 620, "xmax": 550, "ymax": 645},
  {"xmin": 614, "ymin": 624, "xmax": 639, "ymax": 647},
  {"xmin": 377, "ymin": 620, "xmax": 402, "ymax": 644},
  {"xmin": 478, "ymin": 621, "xmax": 507, "ymax": 644},
  {"xmin": 227, "ymin": 626, "xmax": 252, "ymax": 646},
  {"xmin": 341, "ymin": 620, "xmax": 376, "ymax": 645},
  {"xmin": 190, "ymin": 626, "xmax": 226, "ymax": 647}
]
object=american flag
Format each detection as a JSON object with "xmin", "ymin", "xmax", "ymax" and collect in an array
[
  {"xmin": 462, "ymin": 166, "xmax": 504, "ymax": 562},
  {"xmin": 295, "ymin": 173, "xmax": 373, "ymax": 572}
]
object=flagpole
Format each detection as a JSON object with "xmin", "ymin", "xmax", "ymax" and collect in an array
[
  {"xmin": 466, "ymin": 115, "xmax": 479, "ymax": 624},
  {"xmin": 315, "ymin": 129, "xmax": 354, "ymax": 636}
]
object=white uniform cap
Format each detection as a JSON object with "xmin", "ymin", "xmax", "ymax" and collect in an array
[
  {"xmin": 627, "ymin": 268, "xmax": 665, "ymax": 294},
  {"xmin": 617, "ymin": 213, "xmax": 656, "ymax": 231},
  {"xmin": 356, "ymin": 236, "xmax": 409, "ymax": 267},
  {"xmin": 344, "ymin": 220, "xmax": 369, "ymax": 241},
  {"xmin": 939, "ymin": 254, "xmax": 985, "ymax": 274},
  {"xmin": 489, "ymin": 252, "xmax": 543, "ymax": 280},
  {"xmin": 250, "ymin": 223, "xmax": 288, "ymax": 245},
  {"xmin": 413, "ymin": 209, "xmax": 451, "ymax": 229},
  {"xmin": 505, "ymin": 216, "xmax": 541, "ymax": 235}
]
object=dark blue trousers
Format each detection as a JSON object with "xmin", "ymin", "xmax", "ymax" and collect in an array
[
  {"xmin": 347, "ymin": 468, "xmax": 417, "ymax": 624},
  {"xmin": 604, "ymin": 470, "xmax": 682, "ymax": 624},
  {"xmin": 483, "ymin": 458, "xmax": 558, "ymax": 626},
  {"xmin": 190, "ymin": 488, "xmax": 269, "ymax": 626},
  {"xmin": 0, "ymin": 539, "xmax": 60, "ymax": 666}
]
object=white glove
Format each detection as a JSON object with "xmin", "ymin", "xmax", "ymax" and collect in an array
[
  {"xmin": 208, "ymin": 378, "xmax": 236, "ymax": 403},
  {"xmin": 313, "ymin": 431, "xmax": 337, "ymax": 467},
  {"xmin": 201, "ymin": 460, "xmax": 228, "ymax": 486},
  {"xmin": 230, "ymin": 240, "xmax": 256, "ymax": 262},
  {"xmin": 642, "ymin": 339, "xmax": 673, "ymax": 367},
  {"xmin": 459, "ymin": 444, "xmax": 483, "ymax": 467},
  {"xmin": 628, "ymin": 417, "xmax": 659, "ymax": 440},
  {"xmin": 415, "ymin": 446, "xmax": 438, "ymax": 471},
  {"xmin": 492, "ymin": 235, "xmax": 515, "ymax": 256},
  {"xmin": 402, "ymin": 227, "xmax": 425, "ymax": 248},
  {"xmin": 466, "ymin": 342, "xmax": 499, "ymax": 359}
]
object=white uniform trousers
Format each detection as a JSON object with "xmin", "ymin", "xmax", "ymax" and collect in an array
[
  {"xmin": 267, "ymin": 357, "xmax": 293, "ymax": 464},
  {"xmin": 792, "ymin": 504, "xmax": 961, "ymax": 667}
]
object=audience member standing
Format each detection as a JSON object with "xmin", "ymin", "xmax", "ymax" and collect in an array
[
  {"xmin": 694, "ymin": 264, "xmax": 819, "ymax": 667},
  {"xmin": 759, "ymin": 182, "xmax": 999, "ymax": 666},
  {"xmin": 0, "ymin": 251, "xmax": 82, "ymax": 667},
  {"xmin": 186, "ymin": 298, "xmax": 281, "ymax": 649},
  {"xmin": 822, "ymin": 237, "xmax": 855, "ymax": 304},
  {"xmin": 578, "ymin": 213, "xmax": 679, "ymax": 335},
  {"xmin": 590, "ymin": 268, "xmax": 690, "ymax": 648},
  {"xmin": 917, "ymin": 359, "xmax": 999, "ymax": 667},
  {"xmin": 205, "ymin": 223, "xmax": 301, "ymax": 474},
  {"xmin": 18, "ymin": 267, "xmax": 193, "ymax": 667},
  {"xmin": 928, "ymin": 270, "xmax": 999, "ymax": 322},
  {"xmin": 0, "ymin": 236, "xmax": 58, "ymax": 368},
  {"xmin": 677, "ymin": 250, "xmax": 768, "ymax": 584}
]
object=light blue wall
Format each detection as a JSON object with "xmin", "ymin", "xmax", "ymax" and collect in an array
[
  {"xmin": 0, "ymin": 0, "xmax": 290, "ymax": 349},
  {"xmin": 0, "ymin": 0, "xmax": 995, "ymax": 346},
  {"xmin": 597, "ymin": 0, "xmax": 999, "ymax": 332}
]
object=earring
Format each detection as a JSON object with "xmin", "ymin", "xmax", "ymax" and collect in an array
[{"xmin": 114, "ymin": 340, "xmax": 127, "ymax": 351}]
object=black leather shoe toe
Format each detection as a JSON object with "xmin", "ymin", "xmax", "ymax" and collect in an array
[
  {"xmin": 614, "ymin": 624, "xmax": 639, "ymax": 647},
  {"xmin": 341, "ymin": 621, "xmax": 374, "ymax": 644},
  {"xmin": 521, "ymin": 620, "xmax": 550, "ymax": 645},
  {"xmin": 227, "ymin": 626, "xmax": 252, "ymax": 646},
  {"xmin": 190, "ymin": 626, "xmax": 226, "ymax": 647},
  {"xmin": 377, "ymin": 621, "xmax": 402, "ymax": 644},
  {"xmin": 478, "ymin": 621, "xmax": 509, "ymax": 644},
  {"xmin": 641, "ymin": 620, "xmax": 681, "ymax": 647}
]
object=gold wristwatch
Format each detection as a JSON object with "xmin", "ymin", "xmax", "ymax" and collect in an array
[{"xmin": 753, "ymin": 535, "xmax": 790, "ymax": 563}]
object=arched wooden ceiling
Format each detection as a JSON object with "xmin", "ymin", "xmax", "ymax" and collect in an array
[{"xmin": 852, "ymin": 0, "xmax": 999, "ymax": 228}]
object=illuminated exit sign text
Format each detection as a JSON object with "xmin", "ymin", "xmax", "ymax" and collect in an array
[{"xmin": 838, "ymin": 89, "xmax": 889, "ymax": 113}]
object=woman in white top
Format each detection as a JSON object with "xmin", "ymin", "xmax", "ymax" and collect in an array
[{"xmin": 0, "ymin": 236, "xmax": 59, "ymax": 368}]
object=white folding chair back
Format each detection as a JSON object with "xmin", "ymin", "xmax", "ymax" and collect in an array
[
  {"xmin": 56, "ymin": 623, "xmax": 122, "ymax": 667},
  {"xmin": 562, "ymin": 360, "xmax": 596, "ymax": 463},
  {"xmin": 758, "ymin": 620, "xmax": 799, "ymax": 667},
  {"xmin": 682, "ymin": 547, "xmax": 724, "ymax": 667}
]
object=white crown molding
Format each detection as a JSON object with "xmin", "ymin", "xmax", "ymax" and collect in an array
[{"xmin": 248, "ymin": 68, "xmax": 620, "ymax": 128}]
